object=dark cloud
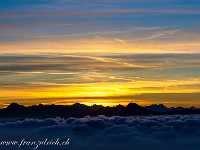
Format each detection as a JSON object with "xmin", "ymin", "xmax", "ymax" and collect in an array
[{"xmin": 1, "ymin": 115, "xmax": 200, "ymax": 150}]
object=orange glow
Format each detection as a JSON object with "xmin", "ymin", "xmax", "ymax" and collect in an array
[{"xmin": 0, "ymin": 78, "xmax": 200, "ymax": 108}]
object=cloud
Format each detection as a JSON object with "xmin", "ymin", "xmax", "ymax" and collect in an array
[
  {"xmin": 0, "ymin": 10, "xmax": 198, "ymax": 18},
  {"xmin": 1, "ymin": 115, "xmax": 200, "ymax": 150},
  {"xmin": 0, "ymin": 53, "xmax": 200, "ymax": 107},
  {"xmin": 0, "ymin": 0, "xmax": 200, "ymax": 55},
  {"xmin": 0, "ymin": 53, "xmax": 200, "ymax": 73},
  {"xmin": 1, "ymin": 28, "xmax": 200, "ymax": 54}
]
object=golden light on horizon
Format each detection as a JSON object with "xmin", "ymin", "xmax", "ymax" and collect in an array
[{"xmin": 0, "ymin": 77, "xmax": 200, "ymax": 108}]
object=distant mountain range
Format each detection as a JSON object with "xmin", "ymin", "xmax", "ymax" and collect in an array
[
  {"xmin": 0, "ymin": 102, "xmax": 200, "ymax": 118},
  {"xmin": 144, "ymin": 104, "xmax": 199, "ymax": 112}
]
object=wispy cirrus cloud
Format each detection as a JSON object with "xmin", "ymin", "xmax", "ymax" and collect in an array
[
  {"xmin": 0, "ymin": 53, "xmax": 200, "ymax": 107},
  {"xmin": 0, "ymin": 27, "xmax": 200, "ymax": 54},
  {"xmin": 1, "ymin": 9, "xmax": 200, "ymax": 18}
]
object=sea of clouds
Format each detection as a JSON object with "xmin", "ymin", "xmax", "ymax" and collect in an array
[{"xmin": 1, "ymin": 115, "xmax": 200, "ymax": 150}]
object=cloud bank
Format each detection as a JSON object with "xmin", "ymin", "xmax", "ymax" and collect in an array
[{"xmin": 1, "ymin": 115, "xmax": 200, "ymax": 150}]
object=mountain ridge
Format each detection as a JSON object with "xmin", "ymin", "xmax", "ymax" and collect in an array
[{"xmin": 0, "ymin": 102, "xmax": 200, "ymax": 118}]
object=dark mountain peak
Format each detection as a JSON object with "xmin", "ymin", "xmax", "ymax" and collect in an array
[
  {"xmin": 91, "ymin": 104, "xmax": 103, "ymax": 109},
  {"xmin": 145, "ymin": 104, "xmax": 168, "ymax": 112},
  {"xmin": 177, "ymin": 106, "xmax": 184, "ymax": 109},
  {"xmin": 38, "ymin": 103, "xmax": 44, "ymax": 107},
  {"xmin": 7, "ymin": 102, "xmax": 25, "ymax": 109},
  {"xmin": 73, "ymin": 102, "xmax": 81, "ymax": 105},
  {"xmin": 72, "ymin": 103, "xmax": 87, "ymax": 107},
  {"xmin": 116, "ymin": 104, "xmax": 125, "ymax": 109},
  {"xmin": 150, "ymin": 104, "xmax": 166, "ymax": 107},
  {"xmin": 125, "ymin": 102, "xmax": 153, "ymax": 115},
  {"xmin": 6, "ymin": 103, "xmax": 26, "ymax": 113},
  {"xmin": 126, "ymin": 102, "xmax": 141, "ymax": 109}
]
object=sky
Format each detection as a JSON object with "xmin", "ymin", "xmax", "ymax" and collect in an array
[{"xmin": 0, "ymin": 0, "xmax": 200, "ymax": 108}]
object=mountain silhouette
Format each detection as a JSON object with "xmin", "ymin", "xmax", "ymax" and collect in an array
[
  {"xmin": 126, "ymin": 102, "xmax": 154, "ymax": 115},
  {"xmin": 0, "ymin": 102, "xmax": 200, "ymax": 118},
  {"xmin": 7, "ymin": 102, "xmax": 26, "ymax": 110},
  {"xmin": 145, "ymin": 104, "xmax": 168, "ymax": 112}
]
